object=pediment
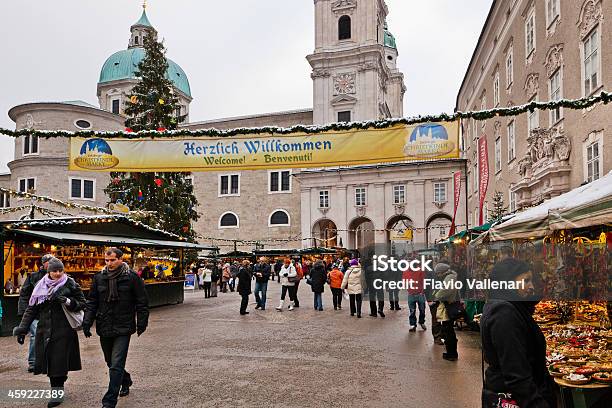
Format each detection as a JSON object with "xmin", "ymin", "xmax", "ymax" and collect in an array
[{"xmin": 331, "ymin": 94, "xmax": 358, "ymax": 106}]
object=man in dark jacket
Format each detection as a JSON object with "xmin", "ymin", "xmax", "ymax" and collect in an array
[
  {"xmin": 237, "ymin": 260, "xmax": 252, "ymax": 315},
  {"xmin": 253, "ymin": 257, "xmax": 271, "ymax": 310},
  {"xmin": 83, "ymin": 247, "xmax": 149, "ymax": 408},
  {"xmin": 17, "ymin": 253, "xmax": 53, "ymax": 372}
]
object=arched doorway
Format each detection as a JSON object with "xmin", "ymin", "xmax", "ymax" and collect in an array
[
  {"xmin": 348, "ymin": 217, "xmax": 375, "ymax": 250},
  {"xmin": 387, "ymin": 215, "xmax": 413, "ymax": 257},
  {"xmin": 312, "ymin": 219, "xmax": 338, "ymax": 248},
  {"xmin": 426, "ymin": 213, "xmax": 453, "ymax": 247}
]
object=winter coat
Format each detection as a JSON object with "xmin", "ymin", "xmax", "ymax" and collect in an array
[
  {"xmin": 481, "ymin": 300, "xmax": 556, "ymax": 408},
  {"xmin": 309, "ymin": 263, "xmax": 327, "ymax": 293},
  {"xmin": 279, "ymin": 264, "xmax": 297, "ymax": 286},
  {"xmin": 83, "ymin": 267, "xmax": 149, "ymax": 337},
  {"xmin": 253, "ymin": 262, "xmax": 271, "ymax": 283},
  {"xmin": 237, "ymin": 267, "xmax": 252, "ymax": 295},
  {"xmin": 327, "ymin": 268, "xmax": 344, "ymax": 289},
  {"xmin": 17, "ymin": 269, "xmax": 46, "ymax": 315},
  {"xmin": 222, "ymin": 265, "xmax": 231, "ymax": 282},
  {"xmin": 295, "ymin": 263, "xmax": 304, "ymax": 281},
  {"xmin": 203, "ymin": 268, "xmax": 212, "ymax": 283},
  {"xmin": 433, "ymin": 267, "xmax": 459, "ymax": 321},
  {"xmin": 17, "ymin": 277, "xmax": 85, "ymax": 376},
  {"xmin": 340, "ymin": 266, "xmax": 363, "ymax": 295}
]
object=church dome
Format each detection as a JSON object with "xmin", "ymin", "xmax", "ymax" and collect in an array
[{"xmin": 98, "ymin": 48, "xmax": 191, "ymax": 97}]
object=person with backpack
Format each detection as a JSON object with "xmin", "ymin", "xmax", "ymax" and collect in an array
[
  {"xmin": 433, "ymin": 260, "xmax": 460, "ymax": 361},
  {"xmin": 327, "ymin": 265, "xmax": 344, "ymax": 310}
]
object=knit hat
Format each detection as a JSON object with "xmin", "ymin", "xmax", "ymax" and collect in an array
[
  {"xmin": 47, "ymin": 258, "xmax": 64, "ymax": 272},
  {"xmin": 349, "ymin": 258, "xmax": 359, "ymax": 266},
  {"xmin": 490, "ymin": 258, "xmax": 529, "ymax": 283},
  {"xmin": 434, "ymin": 262, "xmax": 450, "ymax": 275},
  {"xmin": 41, "ymin": 253, "xmax": 54, "ymax": 264}
]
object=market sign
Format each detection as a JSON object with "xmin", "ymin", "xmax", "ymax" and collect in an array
[
  {"xmin": 390, "ymin": 229, "xmax": 413, "ymax": 241},
  {"xmin": 69, "ymin": 122, "xmax": 460, "ymax": 172}
]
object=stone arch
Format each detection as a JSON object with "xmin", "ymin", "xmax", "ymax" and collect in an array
[
  {"xmin": 425, "ymin": 212, "xmax": 453, "ymax": 247},
  {"xmin": 311, "ymin": 218, "xmax": 338, "ymax": 248},
  {"xmin": 348, "ymin": 216, "xmax": 374, "ymax": 250},
  {"xmin": 386, "ymin": 215, "xmax": 414, "ymax": 256}
]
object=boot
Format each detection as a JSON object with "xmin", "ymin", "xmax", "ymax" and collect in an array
[
  {"xmin": 395, "ymin": 301, "xmax": 401, "ymax": 311},
  {"xmin": 276, "ymin": 300, "xmax": 284, "ymax": 311},
  {"xmin": 369, "ymin": 301, "xmax": 378, "ymax": 317},
  {"xmin": 378, "ymin": 301, "xmax": 385, "ymax": 318},
  {"xmin": 390, "ymin": 302, "xmax": 395, "ymax": 310}
]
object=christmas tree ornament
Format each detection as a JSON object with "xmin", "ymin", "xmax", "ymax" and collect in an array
[
  {"xmin": 130, "ymin": 95, "xmax": 138, "ymax": 104},
  {"xmin": 154, "ymin": 178, "xmax": 163, "ymax": 187},
  {"xmin": 125, "ymin": 127, "xmax": 134, "ymax": 133},
  {"xmin": 156, "ymin": 127, "xmax": 166, "ymax": 132},
  {"xmin": 182, "ymin": 225, "xmax": 189, "ymax": 233},
  {"xmin": 158, "ymin": 98, "xmax": 165, "ymax": 105},
  {"xmin": 138, "ymin": 190, "xmax": 144, "ymax": 201},
  {"xmin": 112, "ymin": 177, "xmax": 121, "ymax": 185}
]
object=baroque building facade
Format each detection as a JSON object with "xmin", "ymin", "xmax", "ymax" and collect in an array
[
  {"xmin": 1, "ymin": 2, "xmax": 466, "ymax": 251},
  {"xmin": 456, "ymin": 0, "xmax": 611, "ymax": 225}
]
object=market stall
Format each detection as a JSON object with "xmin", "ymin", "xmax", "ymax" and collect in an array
[{"xmin": 0, "ymin": 215, "xmax": 216, "ymax": 336}]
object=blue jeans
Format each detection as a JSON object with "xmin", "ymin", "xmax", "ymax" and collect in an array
[
  {"xmin": 254, "ymin": 281, "xmax": 268, "ymax": 308},
  {"xmin": 28, "ymin": 319, "xmax": 38, "ymax": 368},
  {"xmin": 408, "ymin": 293, "xmax": 426, "ymax": 326},
  {"xmin": 100, "ymin": 336, "xmax": 132, "ymax": 408},
  {"xmin": 313, "ymin": 292, "xmax": 323, "ymax": 310}
]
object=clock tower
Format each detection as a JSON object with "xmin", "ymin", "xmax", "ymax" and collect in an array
[{"xmin": 307, "ymin": 0, "xmax": 405, "ymax": 125}]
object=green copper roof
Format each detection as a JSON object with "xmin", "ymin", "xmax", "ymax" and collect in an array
[
  {"xmin": 384, "ymin": 30, "xmax": 397, "ymax": 49},
  {"xmin": 98, "ymin": 48, "xmax": 191, "ymax": 97},
  {"xmin": 134, "ymin": 10, "xmax": 153, "ymax": 27}
]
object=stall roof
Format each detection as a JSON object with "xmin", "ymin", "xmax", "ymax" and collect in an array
[
  {"xmin": 13, "ymin": 229, "xmax": 215, "ymax": 250},
  {"xmin": 489, "ymin": 171, "xmax": 612, "ymax": 241}
]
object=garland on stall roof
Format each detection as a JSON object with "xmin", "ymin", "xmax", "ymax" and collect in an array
[
  {"xmin": 5, "ymin": 214, "xmax": 186, "ymax": 241},
  {"xmin": 0, "ymin": 205, "xmax": 31, "ymax": 215},
  {"xmin": 0, "ymin": 91, "xmax": 609, "ymax": 139}
]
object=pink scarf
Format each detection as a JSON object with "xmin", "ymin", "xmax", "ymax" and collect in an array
[{"xmin": 29, "ymin": 273, "xmax": 68, "ymax": 306}]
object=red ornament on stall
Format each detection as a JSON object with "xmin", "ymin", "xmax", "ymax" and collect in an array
[
  {"xmin": 138, "ymin": 190, "xmax": 144, "ymax": 201},
  {"xmin": 125, "ymin": 127, "xmax": 134, "ymax": 133},
  {"xmin": 182, "ymin": 226, "xmax": 189, "ymax": 233},
  {"xmin": 157, "ymin": 127, "xmax": 166, "ymax": 132},
  {"xmin": 112, "ymin": 177, "xmax": 120, "ymax": 185},
  {"xmin": 154, "ymin": 178, "xmax": 163, "ymax": 187}
]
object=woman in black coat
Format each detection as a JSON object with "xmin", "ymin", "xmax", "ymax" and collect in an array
[
  {"xmin": 309, "ymin": 260, "xmax": 327, "ymax": 311},
  {"xmin": 13, "ymin": 258, "xmax": 86, "ymax": 407},
  {"xmin": 237, "ymin": 260, "xmax": 252, "ymax": 315},
  {"xmin": 480, "ymin": 258, "xmax": 556, "ymax": 408}
]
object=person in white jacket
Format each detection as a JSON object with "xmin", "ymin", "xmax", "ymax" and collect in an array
[
  {"xmin": 340, "ymin": 259, "xmax": 364, "ymax": 318},
  {"xmin": 276, "ymin": 258, "xmax": 297, "ymax": 311}
]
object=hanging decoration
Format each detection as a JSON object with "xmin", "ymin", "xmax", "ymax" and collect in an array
[
  {"xmin": 154, "ymin": 178, "xmax": 163, "ymax": 187},
  {"xmin": 138, "ymin": 189, "xmax": 144, "ymax": 201},
  {"xmin": 130, "ymin": 95, "xmax": 138, "ymax": 104},
  {"xmin": 0, "ymin": 91, "xmax": 609, "ymax": 139},
  {"xmin": 158, "ymin": 98, "xmax": 165, "ymax": 105}
]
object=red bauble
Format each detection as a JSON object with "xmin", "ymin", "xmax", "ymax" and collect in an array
[
  {"xmin": 182, "ymin": 226, "xmax": 189, "ymax": 233},
  {"xmin": 125, "ymin": 127, "xmax": 134, "ymax": 133},
  {"xmin": 154, "ymin": 178, "xmax": 163, "ymax": 187},
  {"xmin": 157, "ymin": 127, "xmax": 166, "ymax": 132},
  {"xmin": 112, "ymin": 177, "xmax": 120, "ymax": 185}
]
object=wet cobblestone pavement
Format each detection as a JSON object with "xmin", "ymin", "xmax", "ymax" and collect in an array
[{"xmin": 1, "ymin": 281, "xmax": 482, "ymax": 407}]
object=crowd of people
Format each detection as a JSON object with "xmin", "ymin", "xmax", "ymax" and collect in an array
[
  {"xmin": 12, "ymin": 248, "xmax": 148, "ymax": 408},
  {"xmin": 10, "ymin": 249, "xmax": 566, "ymax": 408}
]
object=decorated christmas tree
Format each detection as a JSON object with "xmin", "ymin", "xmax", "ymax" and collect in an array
[
  {"xmin": 105, "ymin": 28, "xmax": 198, "ymax": 239},
  {"xmin": 488, "ymin": 191, "xmax": 508, "ymax": 222}
]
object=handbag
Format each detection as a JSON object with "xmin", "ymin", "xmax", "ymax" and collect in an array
[
  {"xmin": 444, "ymin": 301, "xmax": 466, "ymax": 320},
  {"xmin": 61, "ymin": 303, "xmax": 84, "ymax": 331},
  {"xmin": 287, "ymin": 276, "xmax": 297, "ymax": 283}
]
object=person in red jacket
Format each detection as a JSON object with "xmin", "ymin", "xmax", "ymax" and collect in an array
[{"xmin": 403, "ymin": 267, "xmax": 426, "ymax": 332}]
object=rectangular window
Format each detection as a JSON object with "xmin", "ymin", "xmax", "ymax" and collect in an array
[
  {"xmin": 269, "ymin": 170, "xmax": 291, "ymax": 192},
  {"xmin": 546, "ymin": 0, "xmax": 560, "ymax": 27},
  {"xmin": 319, "ymin": 190, "xmax": 329, "ymax": 208},
  {"xmin": 506, "ymin": 48, "xmax": 513, "ymax": 87},
  {"xmin": 355, "ymin": 187, "xmax": 366, "ymax": 207},
  {"xmin": 0, "ymin": 192, "xmax": 10, "ymax": 208},
  {"xmin": 507, "ymin": 120, "xmax": 516, "ymax": 162},
  {"xmin": 337, "ymin": 111, "xmax": 351, "ymax": 123},
  {"xmin": 549, "ymin": 69, "xmax": 562, "ymax": 124},
  {"xmin": 586, "ymin": 141, "xmax": 601, "ymax": 182},
  {"xmin": 393, "ymin": 185, "xmax": 405, "ymax": 204},
  {"xmin": 70, "ymin": 178, "xmax": 95, "ymax": 200},
  {"xmin": 111, "ymin": 99, "xmax": 120, "ymax": 115},
  {"xmin": 23, "ymin": 135, "xmax": 39, "ymax": 155},
  {"xmin": 434, "ymin": 183, "xmax": 447, "ymax": 203},
  {"xmin": 18, "ymin": 178, "xmax": 36, "ymax": 193},
  {"xmin": 219, "ymin": 174, "xmax": 240, "ymax": 196},
  {"xmin": 525, "ymin": 11, "xmax": 535, "ymax": 57},
  {"xmin": 583, "ymin": 28, "xmax": 600, "ymax": 96},
  {"xmin": 495, "ymin": 137, "xmax": 502, "ymax": 173},
  {"xmin": 493, "ymin": 73, "xmax": 500, "ymax": 107},
  {"xmin": 509, "ymin": 189, "xmax": 516, "ymax": 213},
  {"xmin": 527, "ymin": 96, "xmax": 539, "ymax": 135}
]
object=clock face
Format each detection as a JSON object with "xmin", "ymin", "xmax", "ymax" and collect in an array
[{"xmin": 334, "ymin": 73, "xmax": 356, "ymax": 95}]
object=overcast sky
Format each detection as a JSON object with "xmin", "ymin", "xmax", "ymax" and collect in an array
[{"xmin": 0, "ymin": 0, "xmax": 492, "ymax": 172}]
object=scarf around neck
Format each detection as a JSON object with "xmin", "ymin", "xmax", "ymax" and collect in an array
[
  {"xmin": 103, "ymin": 262, "xmax": 128, "ymax": 302},
  {"xmin": 29, "ymin": 273, "xmax": 68, "ymax": 306}
]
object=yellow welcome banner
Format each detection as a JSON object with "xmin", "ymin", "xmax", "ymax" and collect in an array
[{"xmin": 69, "ymin": 121, "xmax": 459, "ymax": 172}]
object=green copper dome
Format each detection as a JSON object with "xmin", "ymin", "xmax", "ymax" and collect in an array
[
  {"xmin": 98, "ymin": 48, "xmax": 191, "ymax": 97},
  {"xmin": 383, "ymin": 21, "xmax": 397, "ymax": 49}
]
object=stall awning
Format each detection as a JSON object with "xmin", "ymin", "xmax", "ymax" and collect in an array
[{"xmin": 13, "ymin": 229, "xmax": 215, "ymax": 250}]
